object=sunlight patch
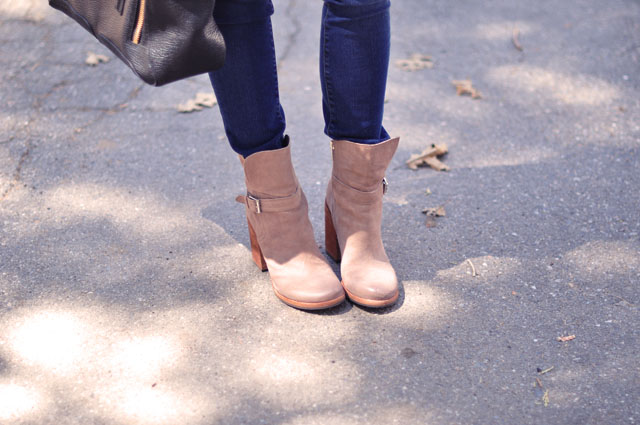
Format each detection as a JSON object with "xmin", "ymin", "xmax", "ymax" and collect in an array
[
  {"xmin": 488, "ymin": 65, "xmax": 619, "ymax": 106},
  {"xmin": 0, "ymin": 383, "xmax": 42, "ymax": 421},
  {"xmin": 7, "ymin": 310, "xmax": 89, "ymax": 374},
  {"xmin": 109, "ymin": 335, "xmax": 182, "ymax": 380}
]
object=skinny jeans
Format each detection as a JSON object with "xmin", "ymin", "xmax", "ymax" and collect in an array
[{"xmin": 209, "ymin": 0, "xmax": 391, "ymax": 157}]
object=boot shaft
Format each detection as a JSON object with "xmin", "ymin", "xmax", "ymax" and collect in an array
[
  {"xmin": 330, "ymin": 137, "xmax": 399, "ymax": 192},
  {"xmin": 241, "ymin": 135, "xmax": 298, "ymax": 198}
]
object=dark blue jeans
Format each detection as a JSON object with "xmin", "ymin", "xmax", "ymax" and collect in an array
[{"xmin": 209, "ymin": 0, "xmax": 391, "ymax": 157}]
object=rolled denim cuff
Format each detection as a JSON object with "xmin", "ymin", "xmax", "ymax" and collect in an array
[
  {"xmin": 213, "ymin": 0, "xmax": 275, "ymax": 25},
  {"xmin": 323, "ymin": 0, "xmax": 390, "ymax": 18}
]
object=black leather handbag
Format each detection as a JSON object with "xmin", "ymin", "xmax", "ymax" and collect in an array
[{"xmin": 49, "ymin": 0, "xmax": 226, "ymax": 86}]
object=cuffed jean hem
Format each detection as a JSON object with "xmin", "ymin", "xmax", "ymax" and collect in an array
[{"xmin": 324, "ymin": 126, "xmax": 391, "ymax": 145}]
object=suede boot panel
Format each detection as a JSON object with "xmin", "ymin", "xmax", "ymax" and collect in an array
[
  {"xmin": 242, "ymin": 141, "xmax": 344, "ymax": 307},
  {"xmin": 326, "ymin": 137, "xmax": 400, "ymax": 304}
]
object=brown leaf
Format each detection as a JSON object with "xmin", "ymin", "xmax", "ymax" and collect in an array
[
  {"xmin": 406, "ymin": 143, "xmax": 449, "ymax": 170},
  {"xmin": 85, "ymin": 52, "xmax": 110, "ymax": 66},
  {"xmin": 556, "ymin": 335, "xmax": 576, "ymax": 342},
  {"xmin": 177, "ymin": 92, "xmax": 218, "ymax": 113},
  {"xmin": 512, "ymin": 28, "xmax": 523, "ymax": 51},
  {"xmin": 396, "ymin": 54, "xmax": 434, "ymax": 72},
  {"xmin": 423, "ymin": 156, "xmax": 450, "ymax": 171},
  {"xmin": 452, "ymin": 79, "xmax": 482, "ymax": 99},
  {"xmin": 422, "ymin": 205, "xmax": 446, "ymax": 217}
]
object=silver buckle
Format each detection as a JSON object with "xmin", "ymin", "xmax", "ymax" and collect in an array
[
  {"xmin": 248, "ymin": 194, "xmax": 261, "ymax": 213},
  {"xmin": 382, "ymin": 177, "xmax": 388, "ymax": 195}
]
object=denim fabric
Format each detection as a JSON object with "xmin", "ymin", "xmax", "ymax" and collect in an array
[{"xmin": 209, "ymin": 0, "xmax": 391, "ymax": 157}]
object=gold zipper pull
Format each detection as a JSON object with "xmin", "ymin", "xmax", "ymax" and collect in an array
[{"xmin": 132, "ymin": 0, "xmax": 146, "ymax": 44}]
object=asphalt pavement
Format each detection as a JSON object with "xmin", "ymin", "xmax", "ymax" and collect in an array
[{"xmin": 1, "ymin": 0, "xmax": 639, "ymax": 424}]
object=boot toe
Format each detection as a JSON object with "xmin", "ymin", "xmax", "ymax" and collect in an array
[
  {"xmin": 271, "ymin": 256, "xmax": 345, "ymax": 309},
  {"xmin": 343, "ymin": 264, "xmax": 398, "ymax": 307}
]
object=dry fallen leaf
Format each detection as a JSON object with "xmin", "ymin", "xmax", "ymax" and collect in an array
[
  {"xmin": 542, "ymin": 389, "xmax": 550, "ymax": 407},
  {"xmin": 556, "ymin": 335, "xmax": 576, "ymax": 342},
  {"xmin": 423, "ymin": 206, "xmax": 445, "ymax": 228},
  {"xmin": 422, "ymin": 205, "xmax": 446, "ymax": 217},
  {"xmin": 407, "ymin": 143, "xmax": 449, "ymax": 171},
  {"xmin": 466, "ymin": 259, "xmax": 477, "ymax": 277},
  {"xmin": 177, "ymin": 92, "xmax": 218, "ymax": 113},
  {"xmin": 512, "ymin": 28, "xmax": 524, "ymax": 51},
  {"xmin": 85, "ymin": 52, "xmax": 110, "ymax": 66},
  {"xmin": 538, "ymin": 366, "xmax": 554, "ymax": 375},
  {"xmin": 396, "ymin": 54, "xmax": 434, "ymax": 72},
  {"xmin": 452, "ymin": 79, "xmax": 482, "ymax": 99}
]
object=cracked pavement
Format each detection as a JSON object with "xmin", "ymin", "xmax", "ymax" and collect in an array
[{"xmin": 1, "ymin": 0, "xmax": 639, "ymax": 424}]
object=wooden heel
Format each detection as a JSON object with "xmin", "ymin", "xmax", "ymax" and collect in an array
[
  {"xmin": 247, "ymin": 219, "xmax": 268, "ymax": 271},
  {"xmin": 324, "ymin": 202, "xmax": 341, "ymax": 262}
]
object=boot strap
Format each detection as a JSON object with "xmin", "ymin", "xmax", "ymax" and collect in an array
[
  {"xmin": 235, "ymin": 186, "xmax": 302, "ymax": 214},
  {"xmin": 331, "ymin": 175, "xmax": 387, "ymax": 204}
]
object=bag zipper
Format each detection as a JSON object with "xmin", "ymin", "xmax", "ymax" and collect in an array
[{"xmin": 132, "ymin": 0, "xmax": 146, "ymax": 44}]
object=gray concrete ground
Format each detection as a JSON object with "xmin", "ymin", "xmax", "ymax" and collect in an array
[{"xmin": 1, "ymin": 0, "xmax": 639, "ymax": 424}]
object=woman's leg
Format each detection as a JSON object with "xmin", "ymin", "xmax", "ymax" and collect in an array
[
  {"xmin": 320, "ymin": 0, "xmax": 391, "ymax": 144},
  {"xmin": 209, "ymin": 0, "xmax": 286, "ymax": 157},
  {"xmin": 210, "ymin": 0, "xmax": 345, "ymax": 310},
  {"xmin": 321, "ymin": 0, "xmax": 399, "ymax": 308}
]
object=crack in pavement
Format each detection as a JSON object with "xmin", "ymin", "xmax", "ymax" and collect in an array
[
  {"xmin": 0, "ymin": 141, "xmax": 32, "ymax": 202},
  {"xmin": 70, "ymin": 84, "xmax": 145, "ymax": 138},
  {"xmin": 276, "ymin": 0, "xmax": 301, "ymax": 69}
]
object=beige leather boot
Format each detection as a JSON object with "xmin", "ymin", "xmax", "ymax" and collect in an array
[
  {"xmin": 236, "ymin": 136, "xmax": 345, "ymax": 310},
  {"xmin": 324, "ymin": 137, "xmax": 400, "ymax": 308}
]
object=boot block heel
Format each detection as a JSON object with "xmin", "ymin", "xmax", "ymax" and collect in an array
[
  {"xmin": 247, "ymin": 219, "xmax": 268, "ymax": 271},
  {"xmin": 324, "ymin": 202, "xmax": 341, "ymax": 263}
]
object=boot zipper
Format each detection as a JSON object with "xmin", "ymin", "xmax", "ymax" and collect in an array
[{"xmin": 132, "ymin": 0, "xmax": 146, "ymax": 44}]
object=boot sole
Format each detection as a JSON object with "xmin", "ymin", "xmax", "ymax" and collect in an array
[
  {"xmin": 343, "ymin": 284, "xmax": 399, "ymax": 308},
  {"xmin": 273, "ymin": 284, "xmax": 346, "ymax": 310}
]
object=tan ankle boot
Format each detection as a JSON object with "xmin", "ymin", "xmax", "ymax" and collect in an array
[
  {"xmin": 236, "ymin": 136, "xmax": 345, "ymax": 310},
  {"xmin": 324, "ymin": 137, "xmax": 400, "ymax": 308}
]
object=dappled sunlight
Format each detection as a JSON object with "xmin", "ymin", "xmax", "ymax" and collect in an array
[
  {"xmin": 487, "ymin": 65, "xmax": 620, "ymax": 106},
  {"xmin": 109, "ymin": 335, "xmax": 182, "ymax": 380},
  {"xmin": 0, "ymin": 0, "xmax": 49, "ymax": 21},
  {"xmin": 383, "ymin": 191, "xmax": 410, "ymax": 206},
  {"xmin": 245, "ymin": 344, "xmax": 359, "ymax": 407},
  {"xmin": 564, "ymin": 240, "xmax": 640, "ymax": 279},
  {"xmin": 457, "ymin": 145, "xmax": 557, "ymax": 168},
  {"xmin": 181, "ymin": 243, "xmax": 256, "ymax": 281},
  {"xmin": 391, "ymin": 123, "xmax": 461, "ymax": 153},
  {"xmin": 255, "ymin": 354, "xmax": 315, "ymax": 382},
  {"xmin": 385, "ymin": 81, "xmax": 489, "ymax": 121},
  {"xmin": 1, "ymin": 304, "xmax": 219, "ymax": 424},
  {"xmin": 42, "ymin": 183, "xmax": 201, "ymax": 238},
  {"xmin": 0, "ymin": 382, "xmax": 44, "ymax": 421},
  {"xmin": 436, "ymin": 256, "xmax": 523, "ymax": 282},
  {"xmin": 7, "ymin": 309, "xmax": 91, "ymax": 375},
  {"xmin": 280, "ymin": 403, "xmax": 436, "ymax": 425},
  {"xmin": 113, "ymin": 385, "xmax": 203, "ymax": 424},
  {"xmin": 386, "ymin": 281, "xmax": 453, "ymax": 328},
  {"xmin": 474, "ymin": 21, "xmax": 537, "ymax": 41}
]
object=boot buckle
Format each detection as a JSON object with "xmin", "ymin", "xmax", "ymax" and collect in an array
[
  {"xmin": 248, "ymin": 194, "xmax": 262, "ymax": 213},
  {"xmin": 382, "ymin": 177, "xmax": 389, "ymax": 195}
]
